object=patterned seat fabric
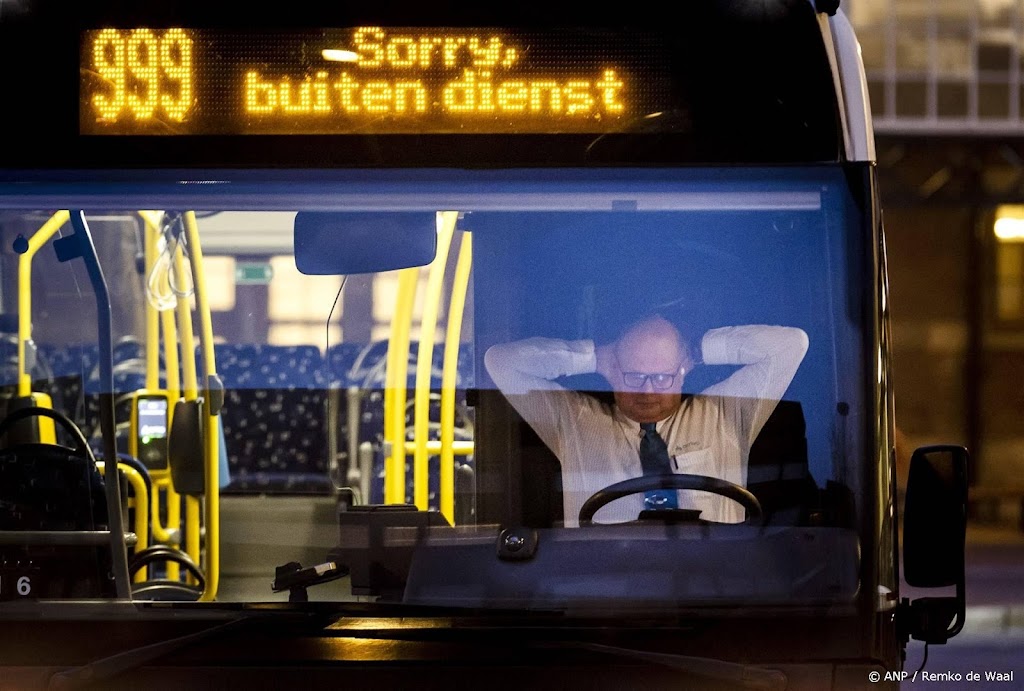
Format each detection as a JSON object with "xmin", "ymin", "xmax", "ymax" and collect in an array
[
  {"xmin": 216, "ymin": 344, "xmax": 330, "ymax": 494},
  {"xmin": 28, "ymin": 344, "xmax": 98, "ymax": 448},
  {"xmin": 28, "ymin": 340, "xmax": 477, "ymax": 507},
  {"xmin": 80, "ymin": 342, "xmax": 148, "ymax": 450}
]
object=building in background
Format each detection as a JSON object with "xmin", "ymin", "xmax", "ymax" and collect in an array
[{"xmin": 849, "ymin": 0, "xmax": 1024, "ymax": 525}]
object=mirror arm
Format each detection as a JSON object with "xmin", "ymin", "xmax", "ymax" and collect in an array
[{"xmin": 897, "ymin": 589, "xmax": 965, "ymax": 645}]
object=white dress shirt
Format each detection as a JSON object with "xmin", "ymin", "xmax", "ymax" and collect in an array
[{"xmin": 484, "ymin": 325, "xmax": 809, "ymax": 527}]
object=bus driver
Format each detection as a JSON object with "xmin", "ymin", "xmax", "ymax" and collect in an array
[{"xmin": 484, "ymin": 315, "xmax": 809, "ymax": 527}]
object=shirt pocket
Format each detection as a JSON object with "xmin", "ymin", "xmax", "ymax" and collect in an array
[
  {"xmin": 671, "ymin": 447, "xmax": 714, "ymax": 475},
  {"xmin": 671, "ymin": 448, "xmax": 740, "ymax": 522},
  {"xmin": 671, "ymin": 448, "xmax": 716, "ymax": 518}
]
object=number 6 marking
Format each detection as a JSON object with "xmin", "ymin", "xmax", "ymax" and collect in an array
[{"xmin": 17, "ymin": 575, "xmax": 31, "ymax": 596}]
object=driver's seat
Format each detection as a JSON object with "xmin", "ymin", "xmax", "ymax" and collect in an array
[
  {"xmin": 520, "ymin": 421, "xmax": 564, "ymax": 528},
  {"xmin": 745, "ymin": 400, "xmax": 818, "ymax": 525}
]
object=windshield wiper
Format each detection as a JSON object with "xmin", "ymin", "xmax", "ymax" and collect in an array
[{"xmin": 535, "ymin": 641, "xmax": 787, "ymax": 691}]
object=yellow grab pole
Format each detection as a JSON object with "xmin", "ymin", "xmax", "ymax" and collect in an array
[
  {"xmin": 173, "ymin": 248, "xmax": 198, "ymax": 400},
  {"xmin": 185, "ymin": 499, "xmax": 200, "ymax": 585},
  {"xmin": 162, "ymin": 309, "xmax": 181, "ymax": 401},
  {"xmin": 150, "ymin": 480, "xmax": 172, "ymax": 543},
  {"xmin": 412, "ymin": 212, "xmax": 456, "ymax": 510},
  {"xmin": 172, "ymin": 237, "xmax": 202, "ymax": 578},
  {"xmin": 18, "ymin": 211, "xmax": 70, "ymax": 396},
  {"xmin": 152, "ymin": 478, "xmax": 181, "ymax": 582},
  {"xmin": 183, "ymin": 211, "xmax": 220, "ymax": 602},
  {"xmin": 96, "ymin": 461, "xmax": 150, "ymax": 582},
  {"xmin": 138, "ymin": 211, "xmax": 181, "ymax": 580},
  {"xmin": 162, "ymin": 309, "xmax": 182, "ymax": 542},
  {"xmin": 404, "ymin": 440, "xmax": 474, "ymax": 455},
  {"xmin": 160, "ymin": 311, "xmax": 182, "ymax": 579},
  {"xmin": 139, "ymin": 213, "xmax": 161, "ymax": 390},
  {"xmin": 153, "ymin": 309, "xmax": 182, "ymax": 581},
  {"xmin": 383, "ymin": 268, "xmax": 419, "ymax": 504},
  {"xmin": 440, "ymin": 232, "xmax": 473, "ymax": 525}
]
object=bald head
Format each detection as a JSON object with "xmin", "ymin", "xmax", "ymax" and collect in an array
[
  {"xmin": 615, "ymin": 316, "xmax": 687, "ymax": 371},
  {"xmin": 611, "ymin": 315, "xmax": 691, "ymax": 423}
]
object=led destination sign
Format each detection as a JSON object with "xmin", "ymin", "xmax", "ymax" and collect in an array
[{"xmin": 81, "ymin": 27, "xmax": 672, "ymax": 135}]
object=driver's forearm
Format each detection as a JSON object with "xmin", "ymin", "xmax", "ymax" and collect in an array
[
  {"xmin": 701, "ymin": 325, "xmax": 808, "ymax": 367},
  {"xmin": 484, "ymin": 337, "xmax": 596, "ymax": 394},
  {"xmin": 698, "ymin": 325, "xmax": 809, "ymax": 407}
]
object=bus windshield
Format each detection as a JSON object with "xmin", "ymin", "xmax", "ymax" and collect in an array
[{"xmin": 0, "ymin": 165, "xmax": 869, "ymax": 615}]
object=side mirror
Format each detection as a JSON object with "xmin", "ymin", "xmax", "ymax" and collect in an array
[
  {"xmin": 900, "ymin": 444, "xmax": 969, "ymax": 644},
  {"xmin": 294, "ymin": 212, "xmax": 438, "ymax": 275}
]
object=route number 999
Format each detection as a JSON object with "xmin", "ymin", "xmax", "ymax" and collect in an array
[{"xmin": 89, "ymin": 28, "xmax": 194, "ymax": 123}]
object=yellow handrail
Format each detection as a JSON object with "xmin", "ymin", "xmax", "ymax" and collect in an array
[
  {"xmin": 412, "ymin": 212, "xmax": 456, "ymax": 510},
  {"xmin": 440, "ymin": 232, "xmax": 473, "ymax": 524},
  {"xmin": 173, "ymin": 244, "xmax": 199, "ymax": 401},
  {"xmin": 137, "ymin": 214, "xmax": 173, "ymax": 477},
  {"xmin": 162, "ymin": 309, "xmax": 181, "ymax": 400},
  {"xmin": 152, "ymin": 309, "xmax": 183, "ymax": 582},
  {"xmin": 95, "ymin": 461, "xmax": 150, "ymax": 583},
  {"xmin": 139, "ymin": 211, "xmax": 182, "ymax": 581},
  {"xmin": 160, "ymin": 312, "xmax": 182, "ymax": 582},
  {"xmin": 18, "ymin": 211, "xmax": 70, "ymax": 396},
  {"xmin": 141, "ymin": 215, "xmax": 161, "ymax": 391},
  {"xmin": 150, "ymin": 478, "xmax": 173, "ymax": 542},
  {"xmin": 171, "ymin": 233, "xmax": 202, "ymax": 580},
  {"xmin": 404, "ymin": 440, "xmax": 474, "ymax": 455},
  {"xmin": 183, "ymin": 211, "xmax": 220, "ymax": 602},
  {"xmin": 384, "ymin": 267, "xmax": 420, "ymax": 504}
]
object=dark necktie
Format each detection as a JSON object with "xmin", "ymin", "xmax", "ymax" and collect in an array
[{"xmin": 639, "ymin": 422, "xmax": 678, "ymax": 510}]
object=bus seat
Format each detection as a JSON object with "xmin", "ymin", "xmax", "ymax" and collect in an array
[
  {"xmin": 324, "ymin": 343, "xmax": 363, "ymax": 494},
  {"xmin": 326, "ymin": 342, "xmax": 366, "ymax": 388},
  {"xmin": 78, "ymin": 341, "xmax": 150, "ymax": 438},
  {"xmin": 0, "ymin": 407, "xmax": 117, "ymax": 599},
  {"xmin": 36, "ymin": 343, "xmax": 98, "ymax": 434},
  {"xmin": 215, "ymin": 344, "xmax": 330, "ymax": 494}
]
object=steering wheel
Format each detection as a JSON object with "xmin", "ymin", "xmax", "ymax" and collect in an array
[{"xmin": 578, "ymin": 474, "xmax": 763, "ymax": 526}]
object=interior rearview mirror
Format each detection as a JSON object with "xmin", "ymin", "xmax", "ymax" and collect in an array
[{"xmin": 294, "ymin": 212, "xmax": 438, "ymax": 275}]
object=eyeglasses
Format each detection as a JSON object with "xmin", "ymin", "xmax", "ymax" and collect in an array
[{"xmin": 621, "ymin": 370, "xmax": 681, "ymax": 390}]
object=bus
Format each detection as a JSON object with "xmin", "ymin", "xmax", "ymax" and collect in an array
[{"xmin": 0, "ymin": 0, "xmax": 969, "ymax": 688}]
